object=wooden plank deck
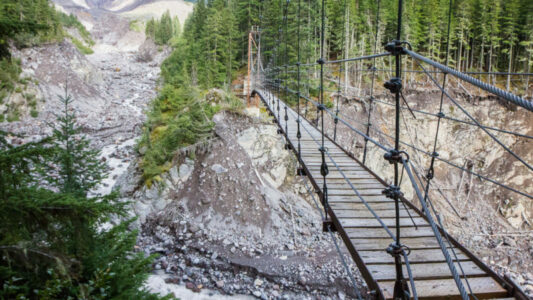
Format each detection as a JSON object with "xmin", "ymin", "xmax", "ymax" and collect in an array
[{"xmin": 256, "ymin": 90, "xmax": 519, "ymax": 300}]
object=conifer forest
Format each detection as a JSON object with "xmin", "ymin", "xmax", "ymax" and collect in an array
[{"xmin": 0, "ymin": 0, "xmax": 532, "ymax": 299}]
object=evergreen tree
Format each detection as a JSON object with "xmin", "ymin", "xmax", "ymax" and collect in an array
[
  {"xmin": 145, "ymin": 18, "xmax": 156, "ymax": 40},
  {"xmin": 40, "ymin": 89, "xmax": 105, "ymax": 196},
  {"xmin": 0, "ymin": 90, "xmax": 171, "ymax": 299},
  {"xmin": 155, "ymin": 10, "xmax": 173, "ymax": 45}
]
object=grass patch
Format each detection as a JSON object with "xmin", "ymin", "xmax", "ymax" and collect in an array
[
  {"xmin": 71, "ymin": 37, "xmax": 94, "ymax": 55},
  {"xmin": 57, "ymin": 12, "xmax": 94, "ymax": 46},
  {"xmin": 6, "ymin": 110, "xmax": 20, "ymax": 122},
  {"xmin": 129, "ymin": 20, "xmax": 142, "ymax": 32},
  {"xmin": 30, "ymin": 109, "xmax": 38, "ymax": 118}
]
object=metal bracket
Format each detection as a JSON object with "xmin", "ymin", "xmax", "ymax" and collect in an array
[
  {"xmin": 382, "ymin": 185, "xmax": 404, "ymax": 200},
  {"xmin": 384, "ymin": 77, "xmax": 402, "ymax": 93},
  {"xmin": 384, "ymin": 40, "xmax": 405, "ymax": 56},
  {"xmin": 296, "ymin": 167, "xmax": 307, "ymax": 176},
  {"xmin": 322, "ymin": 219, "xmax": 337, "ymax": 232}
]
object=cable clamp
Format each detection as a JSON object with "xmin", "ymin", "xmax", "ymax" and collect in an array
[
  {"xmin": 382, "ymin": 185, "xmax": 403, "ymax": 199},
  {"xmin": 317, "ymin": 58, "xmax": 325, "ymax": 65},
  {"xmin": 437, "ymin": 112, "xmax": 445, "ymax": 118},
  {"xmin": 384, "ymin": 40, "xmax": 406, "ymax": 56},
  {"xmin": 334, "ymin": 116, "xmax": 339, "ymax": 124},
  {"xmin": 296, "ymin": 62, "xmax": 301, "ymax": 66},
  {"xmin": 384, "ymin": 77, "xmax": 402, "ymax": 94},
  {"xmin": 431, "ymin": 151, "xmax": 439, "ymax": 158},
  {"xmin": 383, "ymin": 149, "xmax": 409, "ymax": 164},
  {"xmin": 386, "ymin": 243, "xmax": 411, "ymax": 257},
  {"xmin": 426, "ymin": 168, "xmax": 434, "ymax": 180},
  {"xmin": 317, "ymin": 104, "xmax": 326, "ymax": 111}
]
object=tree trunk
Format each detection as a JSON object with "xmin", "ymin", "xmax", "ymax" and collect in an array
[{"xmin": 506, "ymin": 43, "xmax": 513, "ymax": 91}]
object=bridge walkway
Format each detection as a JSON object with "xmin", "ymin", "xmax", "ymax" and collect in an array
[{"xmin": 255, "ymin": 89, "xmax": 519, "ymax": 300}]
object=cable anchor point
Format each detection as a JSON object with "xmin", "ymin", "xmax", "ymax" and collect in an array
[
  {"xmin": 382, "ymin": 185, "xmax": 403, "ymax": 200},
  {"xmin": 384, "ymin": 77, "xmax": 402, "ymax": 94},
  {"xmin": 386, "ymin": 243, "xmax": 412, "ymax": 300},
  {"xmin": 384, "ymin": 40, "xmax": 406, "ymax": 56},
  {"xmin": 383, "ymin": 149, "xmax": 409, "ymax": 164}
]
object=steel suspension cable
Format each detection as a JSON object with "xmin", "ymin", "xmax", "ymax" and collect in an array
[
  {"xmin": 333, "ymin": 0, "xmax": 347, "ymax": 142},
  {"xmin": 401, "ymin": 159, "xmax": 470, "ymax": 300},
  {"xmin": 269, "ymin": 81, "xmax": 533, "ymax": 202},
  {"xmin": 296, "ymin": 0, "xmax": 302, "ymax": 165},
  {"xmin": 408, "ymin": 52, "xmax": 533, "ymax": 172},
  {"xmin": 318, "ymin": 0, "xmax": 329, "ymax": 220},
  {"xmin": 269, "ymin": 89, "xmax": 418, "ymax": 299},
  {"xmin": 283, "ymin": 0, "xmax": 290, "ymax": 148},
  {"xmin": 386, "ymin": 0, "xmax": 410, "ymax": 298},
  {"xmin": 362, "ymin": 0, "xmax": 381, "ymax": 165},
  {"xmin": 301, "ymin": 178, "xmax": 363, "ymax": 300},
  {"xmin": 405, "ymin": 50, "xmax": 533, "ymax": 112},
  {"xmin": 407, "ymin": 159, "xmax": 479, "ymax": 300},
  {"xmin": 371, "ymin": 98, "xmax": 533, "ymax": 140}
]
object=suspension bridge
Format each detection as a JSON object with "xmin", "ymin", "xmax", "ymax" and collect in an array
[{"xmin": 245, "ymin": 0, "xmax": 532, "ymax": 299}]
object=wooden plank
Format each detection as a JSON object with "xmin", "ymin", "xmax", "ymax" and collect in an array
[
  {"xmin": 328, "ymin": 189, "xmax": 384, "ymax": 196},
  {"xmin": 307, "ymin": 166, "xmax": 366, "ymax": 172},
  {"xmin": 369, "ymin": 261, "xmax": 486, "ymax": 281},
  {"xmin": 326, "ymin": 182, "xmax": 385, "ymax": 189},
  {"xmin": 334, "ymin": 208, "xmax": 416, "ymax": 218},
  {"xmin": 329, "ymin": 195, "xmax": 392, "ymax": 202},
  {"xmin": 351, "ymin": 237, "xmax": 442, "ymax": 250},
  {"xmin": 329, "ymin": 202, "xmax": 401, "ymax": 210},
  {"xmin": 345, "ymin": 226, "xmax": 436, "ymax": 239},
  {"xmin": 322, "ymin": 178, "xmax": 381, "ymax": 184},
  {"xmin": 341, "ymin": 217, "xmax": 428, "ymax": 228},
  {"xmin": 358, "ymin": 248, "xmax": 469, "ymax": 264},
  {"xmin": 380, "ymin": 277, "xmax": 508, "ymax": 299}
]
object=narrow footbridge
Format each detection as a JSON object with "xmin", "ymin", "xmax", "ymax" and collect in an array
[
  {"xmin": 252, "ymin": 89, "xmax": 528, "ymax": 300},
  {"xmin": 246, "ymin": 0, "xmax": 533, "ymax": 298}
]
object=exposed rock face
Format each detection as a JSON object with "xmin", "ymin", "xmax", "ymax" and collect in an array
[
  {"xmin": 119, "ymin": 111, "xmax": 367, "ymax": 298},
  {"xmin": 237, "ymin": 125, "xmax": 291, "ymax": 188},
  {"xmin": 320, "ymin": 85, "xmax": 533, "ymax": 292}
]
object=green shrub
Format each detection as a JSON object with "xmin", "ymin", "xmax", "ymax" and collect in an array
[
  {"xmin": 7, "ymin": 110, "xmax": 20, "ymax": 122},
  {"xmin": 57, "ymin": 12, "xmax": 94, "ymax": 46},
  {"xmin": 30, "ymin": 109, "xmax": 38, "ymax": 118},
  {"xmin": 0, "ymin": 58, "xmax": 22, "ymax": 95},
  {"xmin": 71, "ymin": 37, "xmax": 94, "ymax": 55}
]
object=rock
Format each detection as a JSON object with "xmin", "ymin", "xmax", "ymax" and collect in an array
[
  {"xmin": 273, "ymin": 284, "xmax": 280, "ymax": 290},
  {"xmin": 338, "ymin": 291, "xmax": 346, "ymax": 300},
  {"xmin": 254, "ymin": 278, "xmax": 263, "ymax": 287},
  {"xmin": 211, "ymin": 164, "xmax": 228, "ymax": 174},
  {"xmin": 252, "ymin": 291, "xmax": 262, "ymax": 298},
  {"xmin": 201, "ymin": 198, "xmax": 212, "ymax": 205},
  {"xmin": 138, "ymin": 145, "xmax": 147, "ymax": 155},
  {"xmin": 185, "ymin": 281, "xmax": 200, "ymax": 292},
  {"xmin": 169, "ymin": 166, "xmax": 180, "ymax": 184},
  {"xmin": 189, "ymin": 224, "xmax": 201, "ymax": 233},
  {"xmin": 298, "ymin": 275, "xmax": 307, "ymax": 286},
  {"xmin": 164, "ymin": 277, "xmax": 180, "ymax": 284},
  {"xmin": 216, "ymin": 280, "xmax": 225, "ymax": 288},
  {"xmin": 205, "ymin": 89, "xmax": 226, "ymax": 104}
]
